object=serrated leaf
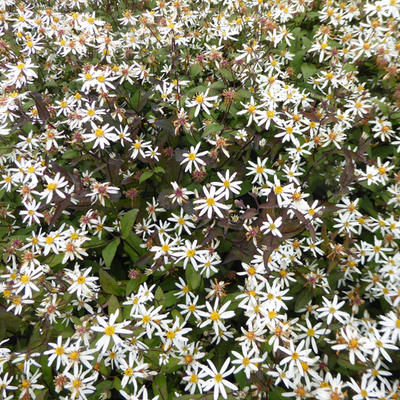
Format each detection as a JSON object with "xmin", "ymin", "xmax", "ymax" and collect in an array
[
  {"xmin": 155, "ymin": 286, "xmax": 164, "ymax": 302},
  {"xmin": 185, "ymin": 264, "xmax": 201, "ymax": 290},
  {"xmin": 236, "ymin": 89, "xmax": 251, "ymax": 99},
  {"xmin": 62, "ymin": 150, "xmax": 80, "ymax": 159},
  {"xmin": 210, "ymin": 81, "xmax": 226, "ymax": 90},
  {"xmin": 155, "ymin": 119, "xmax": 175, "ymax": 134},
  {"xmin": 121, "ymin": 209, "xmax": 139, "ymax": 240},
  {"xmin": 102, "ymin": 238, "xmax": 120, "ymax": 267},
  {"xmin": 152, "ymin": 374, "xmax": 168, "ymax": 399},
  {"xmin": 99, "ymin": 268, "xmax": 124, "ymax": 296},
  {"xmin": 337, "ymin": 358, "xmax": 368, "ymax": 371},
  {"xmin": 220, "ymin": 68, "xmax": 233, "ymax": 81},
  {"xmin": 270, "ymin": 387, "xmax": 286, "ymax": 400},
  {"xmin": 126, "ymin": 274, "xmax": 147, "ymax": 296},
  {"xmin": 204, "ymin": 123, "xmax": 223, "ymax": 135},
  {"xmin": 108, "ymin": 295, "xmax": 121, "ymax": 319},
  {"xmin": 301, "ymin": 63, "xmax": 317, "ymax": 82},
  {"xmin": 294, "ymin": 288, "xmax": 313, "ymax": 312},
  {"xmin": 190, "ymin": 63, "xmax": 202, "ymax": 77},
  {"xmin": 139, "ymin": 171, "xmax": 153, "ymax": 184}
]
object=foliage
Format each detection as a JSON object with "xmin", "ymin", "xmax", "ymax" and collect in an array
[{"xmin": 0, "ymin": 0, "xmax": 399, "ymax": 399}]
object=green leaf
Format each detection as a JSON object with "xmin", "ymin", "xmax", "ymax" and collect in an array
[
  {"xmin": 108, "ymin": 295, "xmax": 121, "ymax": 319},
  {"xmin": 376, "ymin": 100, "xmax": 390, "ymax": 115},
  {"xmin": 190, "ymin": 63, "xmax": 202, "ymax": 77},
  {"xmin": 0, "ymin": 309, "xmax": 21, "ymax": 333},
  {"xmin": 121, "ymin": 209, "xmax": 139, "ymax": 240},
  {"xmin": 343, "ymin": 64, "xmax": 357, "ymax": 72},
  {"xmin": 185, "ymin": 264, "xmax": 201, "ymax": 291},
  {"xmin": 359, "ymin": 196, "xmax": 378, "ymax": 218},
  {"xmin": 236, "ymin": 89, "xmax": 251, "ymax": 99},
  {"xmin": 139, "ymin": 171, "xmax": 153, "ymax": 184},
  {"xmin": 155, "ymin": 286, "xmax": 164, "ymax": 302},
  {"xmin": 210, "ymin": 81, "xmax": 226, "ymax": 90},
  {"xmin": 270, "ymin": 386, "xmax": 286, "ymax": 400},
  {"xmin": 125, "ymin": 231, "xmax": 145, "ymax": 255},
  {"xmin": 294, "ymin": 288, "xmax": 313, "ymax": 312},
  {"xmin": 291, "ymin": 50, "xmax": 306, "ymax": 73},
  {"xmin": 62, "ymin": 150, "xmax": 80, "ymax": 159},
  {"xmin": 154, "ymin": 166, "xmax": 165, "ymax": 174},
  {"xmin": 337, "ymin": 358, "xmax": 368, "ymax": 371},
  {"xmin": 99, "ymin": 268, "xmax": 124, "ymax": 296},
  {"xmin": 152, "ymin": 374, "xmax": 168, "ymax": 399},
  {"xmin": 40, "ymin": 356, "xmax": 54, "ymax": 390},
  {"xmin": 35, "ymin": 390, "xmax": 49, "ymax": 400},
  {"xmin": 219, "ymin": 68, "xmax": 234, "ymax": 81},
  {"xmin": 301, "ymin": 63, "xmax": 317, "ymax": 82},
  {"xmin": 102, "ymin": 238, "xmax": 120, "ymax": 267},
  {"xmin": 123, "ymin": 242, "xmax": 140, "ymax": 262},
  {"xmin": 164, "ymin": 291, "xmax": 179, "ymax": 307},
  {"xmin": 126, "ymin": 274, "xmax": 147, "ymax": 296},
  {"xmin": 204, "ymin": 123, "xmax": 224, "ymax": 136},
  {"xmin": 46, "ymin": 253, "xmax": 65, "ymax": 269}
]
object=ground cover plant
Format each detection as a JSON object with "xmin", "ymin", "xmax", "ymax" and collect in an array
[{"xmin": 0, "ymin": 0, "xmax": 400, "ymax": 399}]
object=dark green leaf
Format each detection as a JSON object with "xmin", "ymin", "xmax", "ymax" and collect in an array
[
  {"xmin": 99, "ymin": 268, "xmax": 124, "ymax": 296},
  {"xmin": 121, "ymin": 209, "xmax": 139, "ymax": 240},
  {"xmin": 102, "ymin": 238, "xmax": 120, "ymax": 267},
  {"xmin": 139, "ymin": 171, "xmax": 153, "ymax": 184},
  {"xmin": 294, "ymin": 288, "xmax": 313, "ymax": 312},
  {"xmin": 185, "ymin": 264, "xmax": 201, "ymax": 290},
  {"xmin": 220, "ymin": 68, "xmax": 234, "ymax": 81}
]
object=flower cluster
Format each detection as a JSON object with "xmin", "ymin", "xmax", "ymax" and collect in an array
[{"xmin": 0, "ymin": 0, "xmax": 399, "ymax": 399}]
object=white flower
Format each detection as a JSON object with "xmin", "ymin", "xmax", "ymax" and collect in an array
[
  {"xmin": 260, "ymin": 214, "xmax": 283, "ymax": 237},
  {"xmin": 212, "ymin": 170, "xmax": 242, "ymax": 200},
  {"xmin": 39, "ymin": 173, "xmax": 68, "ymax": 203},
  {"xmin": 194, "ymin": 186, "xmax": 231, "ymax": 219},
  {"xmin": 198, "ymin": 298, "xmax": 235, "ymax": 335},
  {"xmin": 181, "ymin": 142, "xmax": 208, "ymax": 173},
  {"xmin": 199, "ymin": 358, "xmax": 238, "ymax": 400},
  {"xmin": 246, "ymin": 157, "xmax": 274, "ymax": 184},
  {"xmin": 186, "ymin": 88, "xmax": 218, "ymax": 117},
  {"xmin": 231, "ymin": 345, "xmax": 263, "ymax": 378},
  {"xmin": 65, "ymin": 265, "xmax": 99, "ymax": 299},
  {"xmin": 91, "ymin": 310, "xmax": 132, "ymax": 352},
  {"xmin": 317, "ymin": 295, "xmax": 349, "ymax": 325},
  {"xmin": 84, "ymin": 122, "xmax": 118, "ymax": 150}
]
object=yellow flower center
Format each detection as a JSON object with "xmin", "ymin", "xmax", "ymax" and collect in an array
[
  {"xmin": 166, "ymin": 331, "xmax": 175, "ymax": 339},
  {"xmin": 95, "ymin": 128, "xmax": 104, "ymax": 137},
  {"xmin": 206, "ymin": 198, "xmax": 215, "ymax": 206},
  {"xmin": 105, "ymin": 326, "xmax": 115, "ymax": 336},
  {"xmin": 73, "ymin": 379, "xmax": 81, "ymax": 388},
  {"xmin": 161, "ymin": 244, "xmax": 170, "ymax": 252},
  {"xmin": 186, "ymin": 249, "xmax": 195, "ymax": 258},
  {"xmin": 210, "ymin": 311, "xmax": 220, "ymax": 321},
  {"xmin": 55, "ymin": 346, "xmax": 64, "ymax": 356},
  {"xmin": 124, "ymin": 368, "xmax": 133, "ymax": 376}
]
